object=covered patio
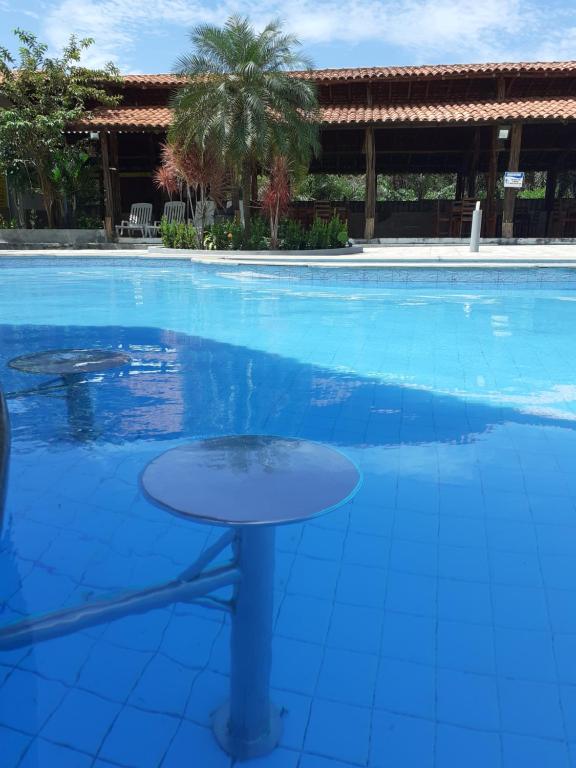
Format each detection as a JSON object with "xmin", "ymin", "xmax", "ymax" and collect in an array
[{"xmin": 74, "ymin": 61, "xmax": 576, "ymax": 240}]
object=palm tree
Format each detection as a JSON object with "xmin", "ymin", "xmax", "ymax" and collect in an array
[{"xmin": 171, "ymin": 16, "xmax": 319, "ymax": 234}]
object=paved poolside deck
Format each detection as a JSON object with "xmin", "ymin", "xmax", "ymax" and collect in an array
[{"xmin": 2, "ymin": 243, "xmax": 576, "ymax": 268}]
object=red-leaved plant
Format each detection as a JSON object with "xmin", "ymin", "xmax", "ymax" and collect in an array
[{"xmin": 261, "ymin": 156, "xmax": 291, "ymax": 249}]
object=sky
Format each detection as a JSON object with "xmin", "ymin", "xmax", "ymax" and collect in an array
[{"xmin": 0, "ymin": 0, "xmax": 575, "ymax": 74}]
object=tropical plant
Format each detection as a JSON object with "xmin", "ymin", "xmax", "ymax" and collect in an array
[
  {"xmin": 0, "ymin": 29, "xmax": 120, "ymax": 227},
  {"xmin": 160, "ymin": 218, "xmax": 198, "ymax": 249},
  {"xmin": 171, "ymin": 16, "xmax": 319, "ymax": 236},
  {"xmin": 279, "ymin": 218, "xmax": 307, "ymax": 250},
  {"xmin": 50, "ymin": 143, "xmax": 91, "ymax": 226},
  {"xmin": 261, "ymin": 156, "xmax": 292, "ymax": 248}
]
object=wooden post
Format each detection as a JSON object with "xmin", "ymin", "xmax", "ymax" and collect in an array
[
  {"xmin": 364, "ymin": 126, "xmax": 376, "ymax": 240},
  {"xmin": 108, "ymin": 132, "xmax": 122, "ymax": 223},
  {"xmin": 466, "ymin": 128, "xmax": 481, "ymax": 198},
  {"xmin": 455, "ymin": 172, "xmax": 465, "ymax": 201},
  {"xmin": 545, "ymin": 168, "xmax": 557, "ymax": 236},
  {"xmin": 485, "ymin": 126, "xmax": 499, "ymax": 237},
  {"xmin": 501, "ymin": 123, "xmax": 523, "ymax": 238},
  {"xmin": 100, "ymin": 131, "xmax": 116, "ymax": 239}
]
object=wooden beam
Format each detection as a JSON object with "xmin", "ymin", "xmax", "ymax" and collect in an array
[
  {"xmin": 108, "ymin": 132, "xmax": 122, "ymax": 222},
  {"xmin": 100, "ymin": 131, "xmax": 116, "ymax": 239},
  {"xmin": 502, "ymin": 123, "xmax": 523, "ymax": 238},
  {"xmin": 455, "ymin": 172, "xmax": 465, "ymax": 200},
  {"xmin": 467, "ymin": 128, "xmax": 481, "ymax": 197},
  {"xmin": 364, "ymin": 126, "xmax": 376, "ymax": 240}
]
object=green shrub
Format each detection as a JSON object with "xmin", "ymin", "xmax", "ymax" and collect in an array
[
  {"xmin": 244, "ymin": 216, "xmax": 268, "ymax": 250},
  {"xmin": 306, "ymin": 217, "xmax": 330, "ymax": 249},
  {"xmin": 327, "ymin": 215, "xmax": 348, "ymax": 247},
  {"xmin": 279, "ymin": 218, "xmax": 306, "ymax": 250},
  {"xmin": 160, "ymin": 218, "xmax": 198, "ymax": 249},
  {"xmin": 0, "ymin": 214, "xmax": 17, "ymax": 229},
  {"xmin": 204, "ymin": 222, "xmax": 230, "ymax": 250}
]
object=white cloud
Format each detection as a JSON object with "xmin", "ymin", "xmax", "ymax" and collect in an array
[{"xmin": 38, "ymin": 0, "xmax": 564, "ymax": 71}]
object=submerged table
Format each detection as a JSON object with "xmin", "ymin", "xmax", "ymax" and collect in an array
[
  {"xmin": 8, "ymin": 348, "xmax": 131, "ymax": 440},
  {"xmin": 141, "ymin": 435, "xmax": 361, "ymax": 759}
]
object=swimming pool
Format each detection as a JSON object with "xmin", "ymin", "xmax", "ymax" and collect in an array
[{"xmin": 1, "ymin": 258, "xmax": 576, "ymax": 768}]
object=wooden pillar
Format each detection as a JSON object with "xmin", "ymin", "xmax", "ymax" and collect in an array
[
  {"xmin": 545, "ymin": 168, "xmax": 557, "ymax": 236},
  {"xmin": 455, "ymin": 172, "xmax": 465, "ymax": 200},
  {"xmin": 501, "ymin": 123, "xmax": 523, "ymax": 238},
  {"xmin": 485, "ymin": 126, "xmax": 499, "ymax": 237},
  {"xmin": 467, "ymin": 128, "xmax": 481, "ymax": 198},
  {"xmin": 100, "ymin": 131, "xmax": 116, "ymax": 239},
  {"xmin": 108, "ymin": 132, "xmax": 122, "ymax": 222},
  {"xmin": 364, "ymin": 126, "xmax": 376, "ymax": 240}
]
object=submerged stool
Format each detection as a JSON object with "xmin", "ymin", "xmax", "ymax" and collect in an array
[{"xmin": 142, "ymin": 435, "xmax": 361, "ymax": 759}]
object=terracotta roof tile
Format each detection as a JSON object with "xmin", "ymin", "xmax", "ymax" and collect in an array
[
  {"xmin": 74, "ymin": 97, "xmax": 576, "ymax": 131},
  {"xmin": 120, "ymin": 61, "xmax": 576, "ymax": 87}
]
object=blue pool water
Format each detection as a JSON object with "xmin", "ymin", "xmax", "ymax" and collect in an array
[{"xmin": 1, "ymin": 259, "xmax": 576, "ymax": 767}]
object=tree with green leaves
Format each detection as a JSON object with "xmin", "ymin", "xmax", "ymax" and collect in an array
[
  {"xmin": 170, "ymin": 16, "xmax": 319, "ymax": 234},
  {"xmin": 0, "ymin": 29, "xmax": 120, "ymax": 227}
]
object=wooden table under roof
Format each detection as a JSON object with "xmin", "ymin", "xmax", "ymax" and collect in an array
[{"xmin": 73, "ymin": 60, "xmax": 576, "ymax": 240}]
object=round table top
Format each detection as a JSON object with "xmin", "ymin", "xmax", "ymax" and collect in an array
[
  {"xmin": 141, "ymin": 435, "xmax": 362, "ymax": 526},
  {"xmin": 9, "ymin": 349, "xmax": 131, "ymax": 376}
]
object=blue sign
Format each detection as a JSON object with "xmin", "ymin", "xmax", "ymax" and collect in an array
[{"xmin": 504, "ymin": 171, "xmax": 525, "ymax": 189}]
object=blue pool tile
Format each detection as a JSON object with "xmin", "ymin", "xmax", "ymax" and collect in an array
[
  {"xmin": 499, "ymin": 678, "xmax": 565, "ymax": 739},
  {"xmin": 305, "ymin": 698, "xmax": 371, "ymax": 765},
  {"xmin": 554, "ymin": 635, "xmax": 576, "ymax": 685},
  {"xmin": 547, "ymin": 590, "xmax": 576, "ymax": 633},
  {"xmin": 484, "ymin": 489, "xmax": 531, "ymax": 521},
  {"xmin": 271, "ymin": 637, "xmax": 323, "ymax": 696},
  {"xmin": 492, "ymin": 584, "xmax": 549, "ymax": 630},
  {"xmin": 486, "ymin": 519, "xmax": 538, "ymax": 553},
  {"xmin": 42, "ymin": 689, "xmax": 120, "ymax": 754},
  {"xmin": 273, "ymin": 689, "xmax": 311, "ymax": 750},
  {"xmin": 103, "ymin": 609, "xmax": 171, "ymax": 652},
  {"xmin": 78, "ymin": 641, "xmax": 151, "ymax": 702},
  {"xmin": 490, "ymin": 550, "xmax": 543, "ymax": 587},
  {"xmin": 243, "ymin": 747, "xmax": 299, "ymax": 768},
  {"xmin": 437, "ymin": 668, "xmax": 499, "ymax": 730},
  {"xmin": 336, "ymin": 563, "xmax": 387, "ymax": 607},
  {"xmin": 299, "ymin": 525, "xmax": 345, "ymax": 561},
  {"xmin": 396, "ymin": 479, "xmax": 439, "ymax": 514},
  {"xmin": 343, "ymin": 532, "xmax": 390, "ymax": 568},
  {"xmin": 99, "ymin": 705, "xmax": 179, "ymax": 768},
  {"xmin": 0, "ymin": 669, "xmax": 66, "ymax": 734},
  {"xmin": 20, "ymin": 739, "xmax": 93, "ymax": 768},
  {"xmin": 436, "ymin": 724, "xmax": 502, "ymax": 768},
  {"xmin": 439, "ymin": 516, "xmax": 486, "ymax": 548},
  {"xmin": 531, "ymin": 496, "xmax": 576, "ymax": 526},
  {"xmin": 502, "ymin": 734, "xmax": 570, "ymax": 768},
  {"xmin": 287, "ymin": 556, "xmax": 340, "ymax": 600},
  {"xmin": 541, "ymin": 555, "xmax": 576, "ymax": 590},
  {"xmin": 160, "ymin": 612, "xmax": 220, "ymax": 668},
  {"xmin": 381, "ymin": 611, "xmax": 436, "ymax": 665},
  {"xmin": 437, "ymin": 620, "xmax": 495, "ymax": 674},
  {"xmin": 495, "ymin": 627, "xmax": 557, "ymax": 682},
  {"xmin": 185, "ymin": 669, "xmax": 227, "ymax": 726},
  {"xmin": 299, "ymin": 755, "xmax": 357, "ymax": 768},
  {"xmin": 328, "ymin": 603, "xmax": 383, "ymax": 655},
  {"xmin": 317, "ymin": 648, "xmax": 378, "ymax": 707},
  {"xmin": 395, "ymin": 510, "xmax": 439, "ymax": 544},
  {"xmin": 276, "ymin": 595, "xmax": 332, "ymax": 645},
  {"xmin": 439, "ymin": 484, "xmax": 484, "ymax": 517},
  {"xmin": 0, "ymin": 725, "xmax": 31, "ymax": 767},
  {"xmin": 19, "ymin": 633, "xmax": 95, "ymax": 685},
  {"xmin": 129, "ymin": 653, "xmax": 196, "ymax": 715},
  {"xmin": 375, "ymin": 658, "xmax": 435, "ymax": 719},
  {"xmin": 438, "ymin": 545, "xmax": 490, "ymax": 582},
  {"xmin": 162, "ymin": 720, "xmax": 230, "ymax": 768},
  {"xmin": 438, "ymin": 579, "xmax": 492, "ymax": 624},
  {"xmin": 385, "ymin": 571, "xmax": 437, "ymax": 617},
  {"xmin": 348, "ymin": 503, "xmax": 394, "ymax": 537},
  {"xmin": 536, "ymin": 525, "xmax": 576, "ymax": 556},
  {"xmin": 560, "ymin": 685, "xmax": 576, "ymax": 741},
  {"xmin": 389, "ymin": 539, "xmax": 438, "ymax": 576},
  {"xmin": 370, "ymin": 710, "xmax": 434, "ymax": 768}
]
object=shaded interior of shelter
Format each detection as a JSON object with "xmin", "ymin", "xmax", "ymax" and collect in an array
[{"xmin": 53, "ymin": 62, "xmax": 576, "ymax": 241}]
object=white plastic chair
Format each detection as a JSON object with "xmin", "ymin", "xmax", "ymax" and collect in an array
[
  {"xmin": 194, "ymin": 200, "xmax": 215, "ymax": 229},
  {"xmin": 146, "ymin": 201, "xmax": 186, "ymax": 237},
  {"xmin": 115, "ymin": 203, "xmax": 153, "ymax": 237}
]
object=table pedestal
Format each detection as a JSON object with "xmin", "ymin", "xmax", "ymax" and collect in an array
[{"xmin": 213, "ymin": 525, "xmax": 282, "ymax": 759}]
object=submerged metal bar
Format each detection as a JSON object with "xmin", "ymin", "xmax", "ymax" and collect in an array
[
  {"xmin": 0, "ymin": 564, "xmax": 240, "ymax": 651},
  {"xmin": 178, "ymin": 529, "xmax": 236, "ymax": 581}
]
